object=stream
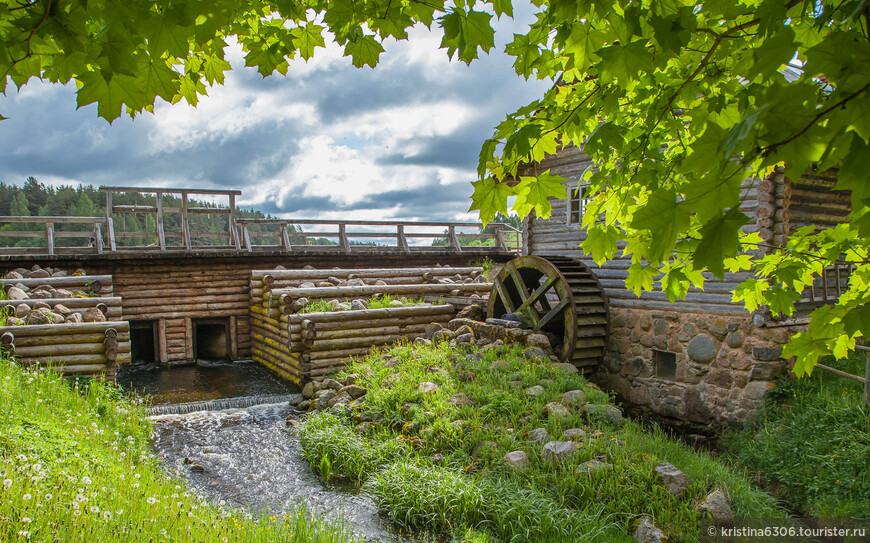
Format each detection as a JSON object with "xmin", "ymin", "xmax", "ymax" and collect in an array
[{"xmin": 118, "ymin": 361, "xmax": 423, "ymax": 542}]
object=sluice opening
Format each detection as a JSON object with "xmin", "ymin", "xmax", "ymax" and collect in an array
[
  {"xmin": 130, "ymin": 320, "xmax": 157, "ymax": 363},
  {"xmin": 194, "ymin": 319, "xmax": 230, "ymax": 362}
]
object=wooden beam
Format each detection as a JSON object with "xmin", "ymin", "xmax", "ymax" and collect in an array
[
  {"xmin": 158, "ymin": 318, "xmax": 168, "ymax": 364},
  {"xmin": 156, "ymin": 192, "xmax": 166, "ymax": 250},
  {"xmin": 281, "ymin": 224, "xmax": 292, "ymax": 251},
  {"xmin": 93, "ymin": 223, "xmax": 103, "ymax": 254},
  {"xmin": 338, "ymin": 223, "xmax": 350, "ymax": 252},
  {"xmin": 448, "ymin": 225, "xmax": 462, "ymax": 253},
  {"xmin": 181, "ymin": 192, "xmax": 191, "ymax": 250},
  {"xmin": 397, "ymin": 224, "xmax": 410, "ymax": 253},
  {"xmin": 45, "ymin": 222, "xmax": 54, "ymax": 255}
]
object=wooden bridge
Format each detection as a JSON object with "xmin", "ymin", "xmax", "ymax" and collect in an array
[
  {"xmin": 0, "ymin": 186, "xmax": 521, "ymax": 257},
  {"xmin": 0, "ymin": 186, "xmax": 520, "ymax": 371}
]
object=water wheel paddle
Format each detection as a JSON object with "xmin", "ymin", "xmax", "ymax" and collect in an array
[{"xmin": 487, "ymin": 255, "xmax": 609, "ymax": 370}]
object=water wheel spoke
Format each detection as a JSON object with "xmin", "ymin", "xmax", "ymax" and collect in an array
[
  {"xmin": 534, "ymin": 298, "xmax": 569, "ymax": 331},
  {"xmin": 516, "ymin": 275, "xmax": 557, "ymax": 319},
  {"xmin": 507, "ymin": 263, "xmax": 541, "ymax": 325},
  {"xmin": 492, "ymin": 276, "xmax": 517, "ymax": 314}
]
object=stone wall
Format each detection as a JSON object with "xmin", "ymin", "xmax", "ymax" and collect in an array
[{"xmin": 597, "ymin": 308, "xmax": 799, "ymax": 428}]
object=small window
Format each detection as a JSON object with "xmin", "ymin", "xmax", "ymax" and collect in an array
[
  {"xmin": 567, "ymin": 184, "xmax": 590, "ymax": 225},
  {"xmin": 655, "ymin": 350, "xmax": 676, "ymax": 380}
]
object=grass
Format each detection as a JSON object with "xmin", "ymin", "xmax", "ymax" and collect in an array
[
  {"xmin": 725, "ymin": 350, "xmax": 870, "ymax": 517},
  {"xmin": 0, "ymin": 354, "xmax": 361, "ymax": 542},
  {"xmin": 0, "ymin": 285, "xmax": 7, "ymax": 327},
  {"xmin": 298, "ymin": 295, "xmax": 427, "ymax": 313},
  {"xmin": 297, "ymin": 341, "xmax": 782, "ymax": 542}
]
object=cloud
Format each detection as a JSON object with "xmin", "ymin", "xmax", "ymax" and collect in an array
[{"xmin": 0, "ymin": 4, "xmax": 549, "ymax": 223}]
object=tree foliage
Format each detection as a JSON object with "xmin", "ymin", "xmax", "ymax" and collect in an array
[{"xmin": 1, "ymin": 0, "xmax": 867, "ymax": 373}]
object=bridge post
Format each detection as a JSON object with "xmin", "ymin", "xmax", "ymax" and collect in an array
[
  {"xmin": 448, "ymin": 225, "xmax": 462, "ymax": 253},
  {"xmin": 181, "ymin": 192, "xmax": 192, "ymax": 250},
  {"xmin": 229, "ymin": 194, "xmax": 240, "ymax": 249},
  {"xmin": 105, "ymin": 192, "xmax": 116, "ymax": 251},
  {"xmin": 397, "ymin": 224, "xmax": 410, "ymax": 253},
  {"xmin": 93, "ymin": 223, "xmax": 104, "ymax": 255},
  {"xmin": 45, "ymin": 222, "xmax": 55, "ymax": 255},
  {"xmin": 242, "ymin": 224, "xmax": 252, "ymax": 252},
  {"xmin": 338, "ymin": 224, "xmax": 350, "ymax": 252},
  {"xmin": 156, "ymin": 192, "xmax": 166, "ymax": 251},
  {"xmin": 281, "ymin": 223, "xmax": 292, "ymax": 251}
]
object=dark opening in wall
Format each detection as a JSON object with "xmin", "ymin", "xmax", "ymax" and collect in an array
[
  {"xmin": 194, "ymin": 319, "xmax": 230, "ymax": 361},
  {"xmin": 655, "ymin": 350, "xmax": 676, "ymax": 380},
  {"xmin": 130, "ymin": 321, "xmax": 157, "ymax": 364}
]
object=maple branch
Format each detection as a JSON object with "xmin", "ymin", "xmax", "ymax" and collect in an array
[
  {"xmin": 9, "ymin": 0, "xmax": 39, "ymax": 12},
  {"xmin": 760, "ymin": 81, "xmax": 870, "ymax": 156},
  {"xmin": 10, "ymin": 0, "xmax": 52, "ymax": 66}
]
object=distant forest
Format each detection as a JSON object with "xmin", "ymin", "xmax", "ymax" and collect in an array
[{"xmin": 0, "ymin": 178, "xmax": 337, "ymax": 248}]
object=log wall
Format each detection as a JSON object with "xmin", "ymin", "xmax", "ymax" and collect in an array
[
  {"xmin": 0, "ymin": 321, "xmax": 131, "ymax": 380},
  {"xmin": 1, "ymin": 275, "xmax": 114, "ymax": 297},
  {"xmin": 2, "ymin": 252, "xmax": 505, "ymax": 366}
]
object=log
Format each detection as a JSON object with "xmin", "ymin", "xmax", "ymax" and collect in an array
[
  {"xmin": 290, "ymin": 324, "xmax": 427, "ymax": 341},
  {"xmin": 287, "ymin": 304, "xmax": 455, "ymax": 323},
  {"xmin": 0, "ymin": 322, "xmax": 129, "ymax": 336},
  {"xmin": 308, "ymin": 334, "xmax": 413, "ymax": 352},
  {"xmin": 15, "ymin": 353, "xmax": 110, "ymax": 365},
  {"xmin": 273, "ymin": 283, "xmax": 489, "ymax": 302}
]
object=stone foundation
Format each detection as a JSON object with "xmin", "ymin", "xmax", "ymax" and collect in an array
[{"xmin": 596, "ymin": 308, "xmax": 799, "ymax": 427}]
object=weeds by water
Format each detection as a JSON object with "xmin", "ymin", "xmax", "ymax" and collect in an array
[
  {"xmin": 298, "ymin": 342, "xmax": 781, "ymax": 542},
  {"xmin": 725, "ymin": 350, "xmax": 870, "ymax": 517},
  {"xmin": 0, "ymin": 355, "xmax": 360, "ymax": 542}
]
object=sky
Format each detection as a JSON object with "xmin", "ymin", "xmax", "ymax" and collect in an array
[{"xmin": 0, "ymin": 5, "xmax": 549, "ymax": 223}]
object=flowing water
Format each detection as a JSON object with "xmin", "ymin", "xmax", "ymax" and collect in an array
[{"xmin": 119, "ymin": 361, "xmax": 420, "ymax": 542}]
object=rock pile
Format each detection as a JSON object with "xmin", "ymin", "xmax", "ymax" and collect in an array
[
  {"xmin": 292, "ymin": 374, "xmax": 368, "ymax": 412},
  {"xmin": 2, "ymin": 266, "xmax": 107, "ymax": 326}
]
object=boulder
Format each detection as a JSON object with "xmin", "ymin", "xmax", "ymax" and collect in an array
[
  {"xmin": 526, "ymin": 333, "xmax": 551, "ymax": 350},
  {"xmin": 82, "ymin": 308, "xmax": 106, "ymax": 323},
  {"xmin": 489, "ymin": 359, "xmax": 509, "ymax": 370},
  {"xmin": 321, "ymin": 378, "xmax": 342, "ymax": 390},
  {"xmin": 633, "ymin": 516, "xmax": 666, "ymax": 543},
  {"xmin": 545, "ymin": 402, "xmax": 571, "ymax": 418},
  {"xmin": 552, "ymin": 362, "xmax": 579, "ymax": 374},
  {"xmin": 696, "ymin": 489, "xmax": 734, "ymax": 521},
  {"xmin": 542, "ymin": 441, "xmax": 578, "ymax": 463},
  {"xmin": 350, "ymin": 299, "xmax": 367, "ymax": 311},
  {"xmin": 419, "ymin": 382, "xmax": 440, "ymax": 393},
  {"xmin": 389, "ymin": 300, "xmax": 404, "ymax": 307},
  {"xmin": 485, "ymin": 318, "xmax": 522, "ymax": 328},
  {"xmin": 300, "ymin": 281, "xmax": 316, "ymax": 288},
  {"xmin": 343, "ymin": 373, "xmax": 360, "ymax": 386},
  {"xmin": 327, "ymin": 391, "xmax": 352, "ymax": 408},
  {"xmin": 504, "ymin": 450, "xmax": 529, "ymax": 470},
  {"xmin": 522, "ymin": 347, "xmax": 549, "ymax": 363},
  {"xmin": 315, "ymin": 281, "xmax": 335, "ymax": 288},
  {"xmin": 302, "ymin": 382, "xmax": 316, "ymax": 399},
  {"xmin": 64, "ymin": 313, "xmax": 83, "ymax": 324},
  {"xmin": 433, "ymin": 329, "xmax": 455, "ymax": 343},
  {"xmin": 53, "ymin": 304, "xmax": 71, "ymax": 316},
  {"xmin": 562, "ymin": 389, "xmax": 586, "ymax": 406},
  {"xmin": 4, "ymin": 271, "xmax": 23, "ymax": 280},
  {"xmin": 340, "ymin": 385, "xmax": 367, "ymax": 399},
  {"xmin": 563, "ymin": 428, "xmax": 586, "ymax": 441},
  {"xmin": 46, "ymin": 312, "xmax": 65, "ymax": 324},
  {"xmin": 655, "ymin": 462, "xmax": 691, "ymax": 497},
  {"xmin": 455, "ymin": 333, "xmax": 474, "ymax": 345},
  {"xmin": 6, "ymin": 287, "xmax": 28, "ymax": 301},
  {"xmin": 524, "ymin": 385, "xmax": 546, "ymax": 396},
  {"xmin": 585, "ymin": 404, "xmax": 623, "ymax": 425},
  {"xmin": 425, "ymin": 322, "xmax": 444, "ymax": 340},
  {"xmin": 328, "ymin": 300, "xmax": 343, "ymax": 311},
  {"xmin": 455, "ymin": 304, "xmax": 485, "ymax": 321},
  {"xmin": 450, "ymin": 393, "xmax": 475, "ymax": 407},
  {"xmin": 527, "ymin": 428, "xmax": 550, "ymax": 443},
  {"xmin": 14, "ymin": 304, "xmax": 31, "ymax": 318},
  {"xmin": 576, "ymin": 459, "xmax": 612, "ymax": 475},
  {"xmin": 457, "ymin": 371, "xmax": 475, "ymax": 382},
  {"xmin": 26, "ymin": 311, "xmax": 49, "ymax": 325},
  {"xmin": 26, "ymin": 269, "xmax": 50, "ymax": 279},
  {"xmin": 53, "ymin": 289, "xmax": 72, "ymax": 299},
  {"xmin": 687, "ymin": 335, "xmax": 716, "ymax": 364}
]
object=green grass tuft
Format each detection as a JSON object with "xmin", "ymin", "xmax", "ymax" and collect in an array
[
  {"xmin": 725, "ymin": 350, "xmax": 870, "ymax": 517},
  {"xmin": 0, "ymin": 355, "xmax": 360, "ymax": 542}
]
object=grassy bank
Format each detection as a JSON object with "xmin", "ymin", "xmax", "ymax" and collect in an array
[
  {"xmin": 298, "ymin": 342, "xmax": 782, "ymax": 542},
  {"xmin": 725, "ymin": 351, "xmax": 870, "ymax": 517},
  {"xmin": 0, "ymin": 355, "xmax": 359, "ymax": 542}
]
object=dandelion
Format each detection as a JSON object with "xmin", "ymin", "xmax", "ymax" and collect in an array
[
  {"xmin": 3, "ymin": 479, "xmax": 12, "ymax": 489},
  {"xmin": 82, "ymin": 476, "xmax": 91, "ymax": 485},
  {"xmin": 146, "ymin": 497, "xmax": 157, "ymax": 505},
  {"xmin": 21, "ymin": 517, "xmax": 31, "ymax": 523},
  {"xmin": 44, "ymin": 493, "xmax": 52, "ymax": 500},
  {"xmin": 16, "ymin": 531, "xmax": 30, "ymax": 538},
  {"xmin": 22, "ymin": 493, "xmax": 31, "ymax": 501},
  {"xmin": 90, "ymin": 506, "xmax": 99, "ymax": 514}
]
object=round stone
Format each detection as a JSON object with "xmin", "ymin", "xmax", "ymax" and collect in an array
[{"xmin": 687, "ymin": 334, "xmax": 716, "ymax": 364}]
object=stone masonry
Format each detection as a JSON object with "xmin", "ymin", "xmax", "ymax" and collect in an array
[{"xmin": 597, "ymin": 308, "xmax": 797, "ymax": 427}]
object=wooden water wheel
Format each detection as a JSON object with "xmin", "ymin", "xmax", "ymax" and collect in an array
[{"xmin": 487, "ymin": 255, "xmax": 609, "ymax": 370}]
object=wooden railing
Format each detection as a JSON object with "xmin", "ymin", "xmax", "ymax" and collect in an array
[
  {"xmin": 234, "ymin": 218, "xmax": 520, "ymax": 254},
  {"xmin": 0, "ymin": 216, "xmax": 109, "ymax": 255},
  {"xmin": 100, "ymin": 186, "xmax": 242, "ymax": 251}
]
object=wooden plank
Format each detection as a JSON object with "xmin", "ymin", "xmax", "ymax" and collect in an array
[
  {"xmin": 156, "ymin": 192, "xmax": 166, "ymax": 250},
  {"xmin": 46, "ymin": 222, "xmax": 54, "ymax": 255},
  {"xmin": 158, "ymin": 318, "xmax": 167, "ymax": 363}
]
